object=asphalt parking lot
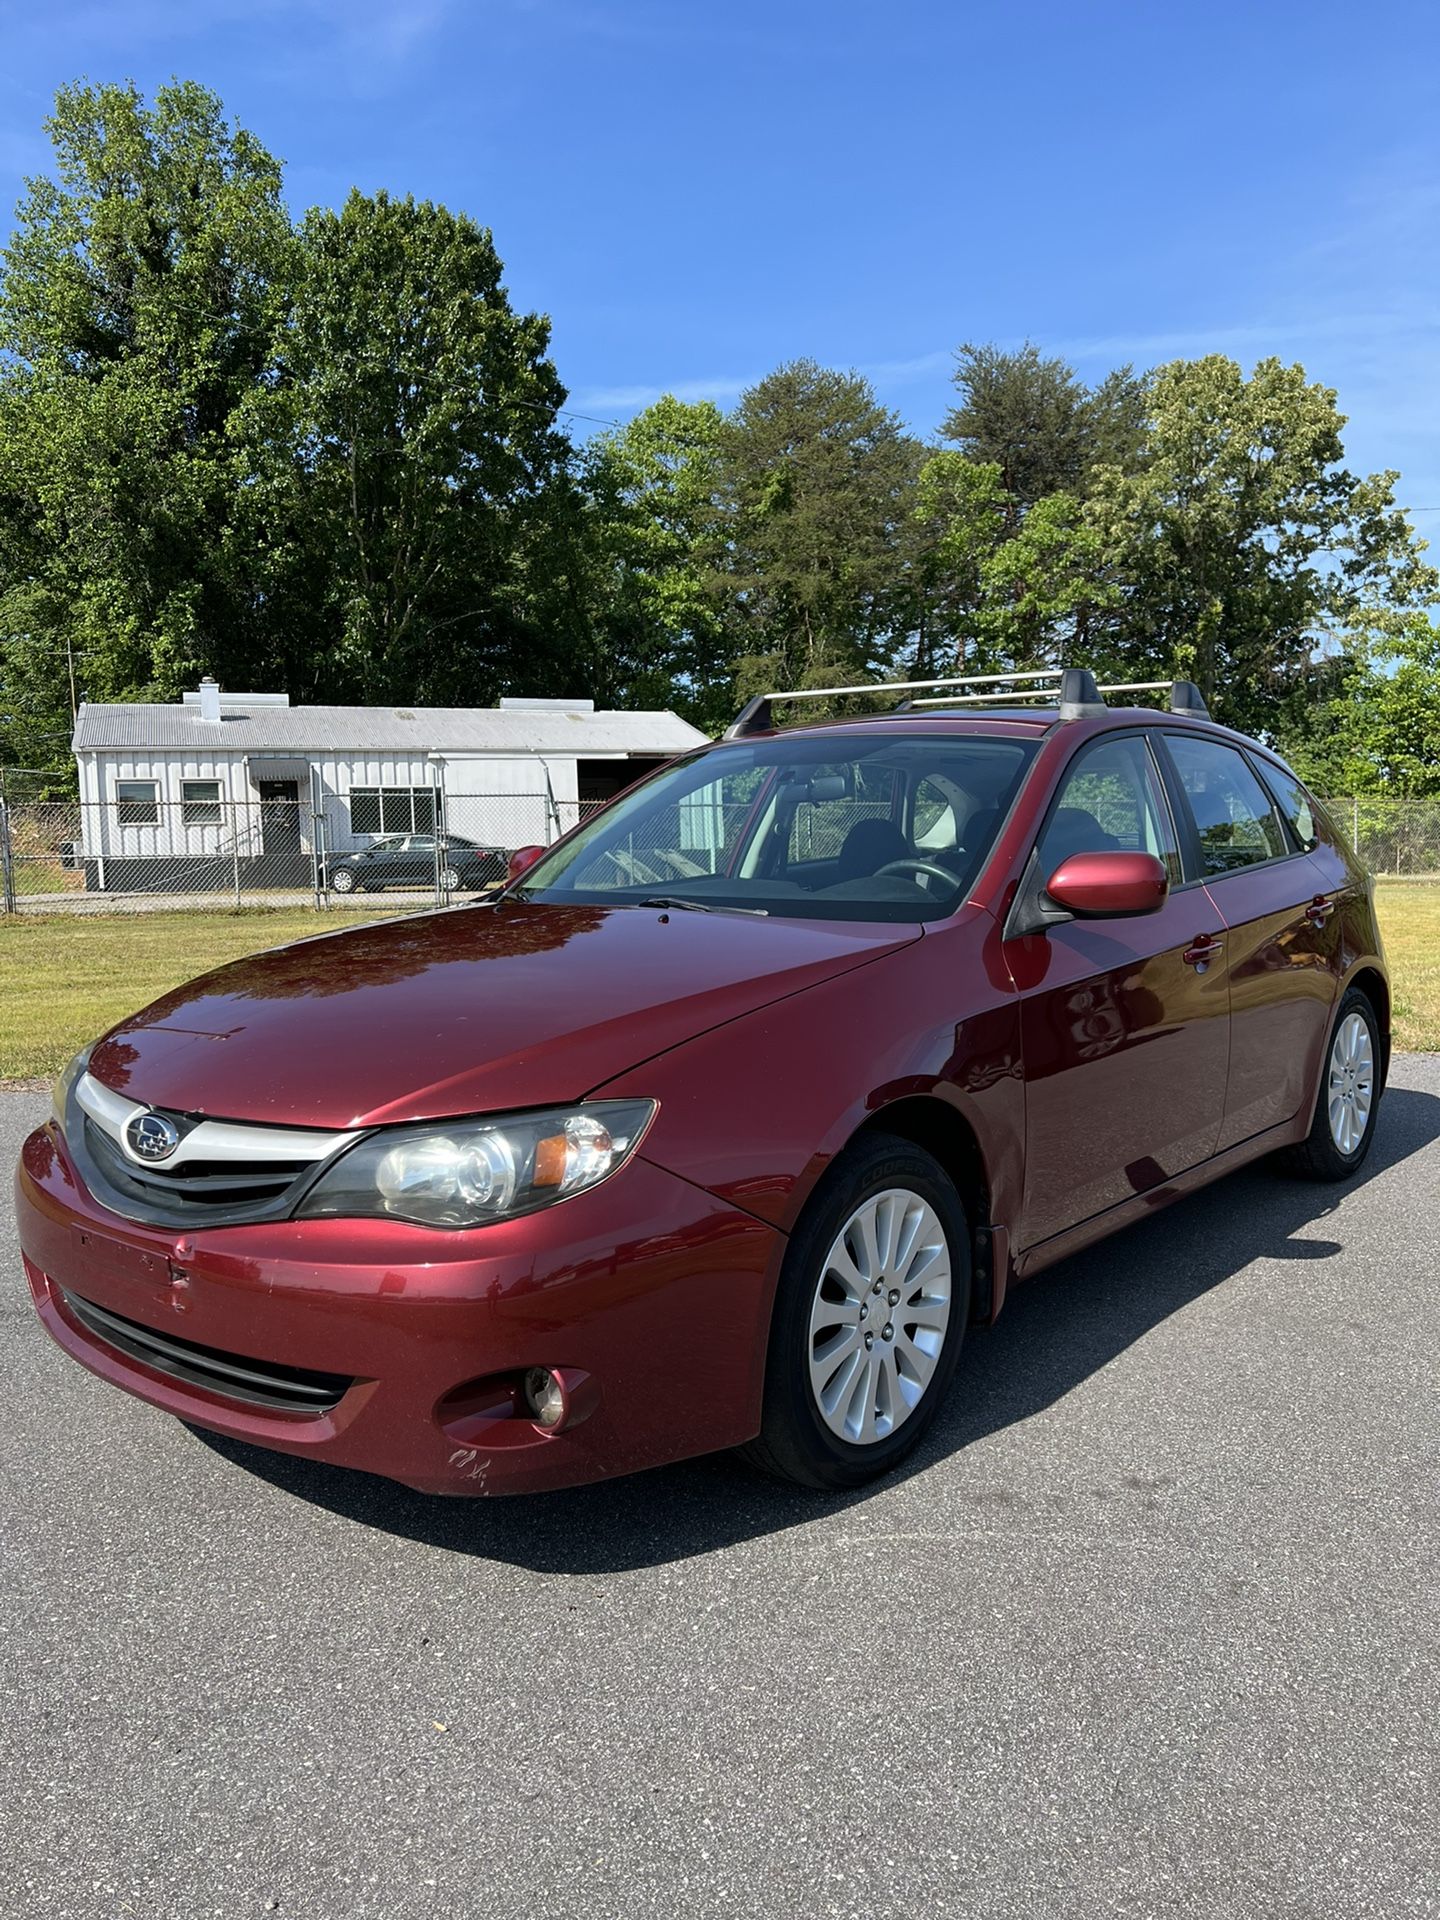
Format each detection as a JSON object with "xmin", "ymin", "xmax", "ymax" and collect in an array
[{"xmin": 2, "ymin": 1067, "xmax": 1437, "ymax": 1920}]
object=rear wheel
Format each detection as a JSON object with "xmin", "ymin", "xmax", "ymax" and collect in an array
[
  {"xmin": 742, "ymin": 1134, "xmax": 970, "ymax": 1489},
  {"xmin": 439, "ymin": 865, "xmax": 460, "ymax": 892},
  {"xmin": 1282, "ymin": 987, "xmax": 1382, "ymax": 1181},
  {"xmin": 331, "ymin": 867, "xmax": 355, "ymax": 894}
]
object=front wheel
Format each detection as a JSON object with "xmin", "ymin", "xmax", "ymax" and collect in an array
[
  {"xmin": 1282, "ymin": 987, "xmax": 1383, "ymax": 1181},
  {"xmin": 742, "ymin": 1134, "xmax": 970, "ymax": 1490}
]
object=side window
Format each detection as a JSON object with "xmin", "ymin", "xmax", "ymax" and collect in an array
[
  {"xmin": 1036, "ymin": 735, "xmax": 1182, "ymax": 885},
  {"xmin": 115, "ymin": 780, "xmax": 159, "ymax": 826},
  {"xmin": 1256, "ymin": 761, "xmax": 1319, "ymax": 852},
  {"xmin": 1164, "ymin": 734, "xmax": 1288, "ymax": 875},
  {"xmin": 181, "ymin": 779, "xmax": 222, "ymax": 826}
]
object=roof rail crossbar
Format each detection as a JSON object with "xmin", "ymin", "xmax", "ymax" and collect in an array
[
  {"xmin": 910, "ymin": 687, "xmax": 1060, "ymax": 707},
  {"xmin": 722, "ymin": 669, "xmax": 1062, "ymax": 738},
  {"xmin": 721, "ymin": 666, "xmax": 1201, "ymax": 736}
]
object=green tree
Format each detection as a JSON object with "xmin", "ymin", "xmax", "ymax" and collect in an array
[
  {"xmin": 1085, "ymin": 356, "xmax": 1439, "ymax": 738},
  {"xmin": 910, "ymin": 454, "xmax": 1120, "ymax": 678},
  {"xmin": 578, "ymin": 396, "xmax": 729, "ymax": 729},
  {"xmin": 1288, "ymin": 618, "xmax": 1440, "ymax": 797},
  {"xmin": 715, "ymin": 360, "xmax": 925, "ymax": 703},
  {"xmin": 0, "ymin": 78, "xmax": 294, "ymax": 761},
  {"xmin": 942, "ymin": 342, "xmax": 1148, "ymax": 508},
  {"xmin": 239, "ymin": 189, "xmax": 571, "ymax": 705}
]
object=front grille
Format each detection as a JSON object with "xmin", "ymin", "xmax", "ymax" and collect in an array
[
  {"xmin": 84, "ymin": 1116, "xmax": 308, "ymax": 1213},
  {"xmin": 68, "ymin": 1073, "xmax": 360, "ymax": 1227},
  {"xmin": 61, "ymin": 1289, "xmax": 354, "ymax": 1415}
]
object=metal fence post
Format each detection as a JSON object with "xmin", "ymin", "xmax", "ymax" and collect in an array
[
  {"xmin": 433, "ymin": 774, "xmax": 446, "ymax": 909},
  {"xmin": 0, "ymin": 800, "xmax": 16, "ymax": 915},
  {"xmin": 1352, "ymin": 796, "xmax": 1360, "ymax": 855},
  {"xmin": 231, "ymin": 805, "xmax": 242, "ymax": 910}
]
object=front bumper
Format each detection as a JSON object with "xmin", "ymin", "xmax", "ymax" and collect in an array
[{"xmin": 16, "ymin": 1121, "xmax": 782, "ymax": 1495}]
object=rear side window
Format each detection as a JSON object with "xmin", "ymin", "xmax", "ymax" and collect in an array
[
  {"xmin": 1036, "ymin": 734, "xmax": 1182, "ymax": 886},
  {"xmin": 1164, "ymin": 735, "xmax": 1287, "ymax": 874},
  {"xmin": 1255, "ymin": 761, "xmax": 1319, "ymax": 852}
]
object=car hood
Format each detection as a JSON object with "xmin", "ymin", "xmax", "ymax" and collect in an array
[{"xmin": 84, "ymin": 902, "xmax": 919, "ymax": 1128}]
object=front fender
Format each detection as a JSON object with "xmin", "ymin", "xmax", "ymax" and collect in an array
[{"xmin": 595, "ymin": 915, "xmax": 1025, "ymax": 1242}]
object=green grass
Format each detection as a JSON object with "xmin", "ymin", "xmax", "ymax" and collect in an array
[
  {"xmin": 1375, "ymin": 883, "xmax": 1440, "ymax": 1053},
  {"xmin": 1, "ymin": 886, "xmax": 1436, "ymax": 1085},
  {"xmin": 0, "ymin": 908, "xmax": 404, "ymax": 1085}
]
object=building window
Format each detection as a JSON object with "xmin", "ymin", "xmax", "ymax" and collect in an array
[
  {"xmin": 181, "ymin": 779, "xmax": 223, "ymax": 826},
  {"xmin": 349, "ymin": 786, "xmax": 437, "ymax": 835},
  {"xmin": 116, "ymin": 780, "xmax": 159, "ymax": 826}
]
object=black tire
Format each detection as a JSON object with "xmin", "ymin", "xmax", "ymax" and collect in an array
[
  {"xmin": 742, "ymin": 1133, "xmax": 971, "ymax": 1490},
  {"xmin": 1282, "ymin": 986, "xmax": 1383, "ymax": 1181},
  {"xmin": 331, "ymin": 868, "xmax": 355, "ymax": 894}
]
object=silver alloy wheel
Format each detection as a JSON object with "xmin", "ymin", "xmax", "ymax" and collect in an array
[
  {"xmin": 808, "ymin": 1186, "xmax": 953, "ymax": 1445},
  {"xmin": 1327, "ymin": 1010, "xmax": 1375, "ymax": 1155},
  {"xmin": 440, "ymin": 866, "xmax": 460, "ymax": 890},
  {"xmin": 331, "ymin": 867, "xmax": 355, "ymax": 893}
]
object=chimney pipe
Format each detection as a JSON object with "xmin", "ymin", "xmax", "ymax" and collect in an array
[{"xmin": 198, "ymin": 677, "xmax": 221, "ymax": 724}]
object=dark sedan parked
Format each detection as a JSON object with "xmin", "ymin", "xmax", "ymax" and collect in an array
[{"xmin": 326, "ymin": 833, "xmax": 507, "ymax": 895}]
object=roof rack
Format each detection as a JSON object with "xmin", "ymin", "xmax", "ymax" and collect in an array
[{"xmin": 723, "ymin": 671, "xmax": 1209, "ymax": 739}]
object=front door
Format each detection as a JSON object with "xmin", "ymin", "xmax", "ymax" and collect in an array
[
  {"xmin": 1006, "ymin": 730, "xmax": 1232, "ymax": 1251},
  {"xmin": 258, "ymin": 780, "xmax": 303, "ymax": 881}
]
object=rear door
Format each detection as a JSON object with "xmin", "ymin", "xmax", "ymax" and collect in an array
[
  {"xmin": 1009, "ymin": 729, "xmax": 1231, "ymax": 1250},
  {"xmin": 1158, "ymin": 731, "xmax": 1340, "ymax": 1153}
]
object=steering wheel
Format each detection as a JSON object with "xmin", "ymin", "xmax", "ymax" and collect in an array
[{"xmin": 874, "ymin": 857, "xmax": 957, "ymax": 889}]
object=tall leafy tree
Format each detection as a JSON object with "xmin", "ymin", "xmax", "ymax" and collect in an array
[
  {"xmin": 909, "ymin": 455, "xmax": 1119, "ymax": 676},
  {"xmin": 578, "ymin": 396, "xmax": 729, "ymax": 729},
  {"xmin": 942, "ymin": 342, "xmax": 1148, "ymax": 508},
  {"xmin": 1085, "ymin": 356, "xmax": 1438, "ymax": 737},
  {"xmin": 715, "ymin": 360, "xmax": 925, "ymax": 702},
  {"xmin": 1287, "ymin": 617, "xmax": 1440, "ymax": 797},
  {"xmin": 0, "ymin": 78, "xmax": 295, "ymax": 755},
  {"xmin": 240, "ymin": 190, "xmax": 571, "ymax": 705}
]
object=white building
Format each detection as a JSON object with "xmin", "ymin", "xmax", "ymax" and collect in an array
[{"xmin": 71, "ymin": 681, "xmax": 707, "ymax": 890}]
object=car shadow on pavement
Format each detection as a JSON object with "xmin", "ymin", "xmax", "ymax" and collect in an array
[{"xmin": 191, "ymin": 1084, "xmax": 1440, "ymax": 1574}]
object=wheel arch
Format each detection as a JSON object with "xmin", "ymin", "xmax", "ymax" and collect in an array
[
  {"xmin": 851, "ymin": 1095, "xmax": 1001, "ymax": 1323},
  {"xmin": 1343, "ymin": 963, "xmax": 1391, "ymax": 1086}
]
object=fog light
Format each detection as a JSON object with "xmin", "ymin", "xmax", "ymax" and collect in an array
[{"xmin": 523, "ymin": 1366, "xmax": 566, "ymax": 1430}]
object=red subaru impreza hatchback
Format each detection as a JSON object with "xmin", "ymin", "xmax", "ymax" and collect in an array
[{"xmin": 16, "ymin": 671, "xmax": 1387, "ymax": 1495}]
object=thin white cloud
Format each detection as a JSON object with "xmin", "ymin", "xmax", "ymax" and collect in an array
[{"xmin": 573, "ymin": 376, "xmax": 753, "ymax": 412}]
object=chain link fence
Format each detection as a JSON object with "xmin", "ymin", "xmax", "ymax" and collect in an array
[
  {"xmin": 1319, "ymin": 796, "xmax": 1440, "ymax": 879},
  {"xmin": 2, "ymin": 775, "xmax": 1437, "ymax": 914},
  {"xmin": 0, "ymin": 777, "xmax": 607, "ymax": 915}
]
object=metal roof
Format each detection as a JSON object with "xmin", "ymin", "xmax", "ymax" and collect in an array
[{"xmin": 73, "ymin": 700, "xmax": 709, "ymax": 758}]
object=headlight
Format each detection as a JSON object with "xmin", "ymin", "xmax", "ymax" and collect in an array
[
  {"xmin": 52, "ymin": 1048, "xmax": 89, "ymax": 1129},
  {"xmin": 296, "ymin": 1100, "xmax": 656, "ymax": 1229}
]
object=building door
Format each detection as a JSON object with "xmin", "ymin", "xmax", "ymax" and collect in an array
[{"xmin": 258, "ymin": 780, "xmax": 303, "ymax": 881}]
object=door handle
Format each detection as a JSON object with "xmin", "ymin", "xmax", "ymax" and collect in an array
[
  {"xmin": 1182, "ymin": 934, "xmax": 1224, "ymax": 969},
  {"xmin": 1306, "ymin": 894, "xmax": 1335, "ymax": 926}
]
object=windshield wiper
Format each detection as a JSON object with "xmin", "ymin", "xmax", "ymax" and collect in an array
[{"xmin": 636, "ymin": 895, "xmax": 769, "ymax": 918}]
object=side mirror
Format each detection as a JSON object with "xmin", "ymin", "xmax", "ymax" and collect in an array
[
  {"xmin": 1045, "ymin": 851, "xmax": 1168, "ymax": 917},
  {"xmin": 507, "ymin": 844, "xmax": 545, "ymax": 885}
]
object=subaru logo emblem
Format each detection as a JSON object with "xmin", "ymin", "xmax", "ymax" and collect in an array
[{"xmin": 125, "ymin": 1110, "xmax": 181, "ymax": 1163}]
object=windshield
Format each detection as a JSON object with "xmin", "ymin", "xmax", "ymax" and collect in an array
[{"xmin": 513, "ymin": 732, "xmax": 1036, "ymax": 921}]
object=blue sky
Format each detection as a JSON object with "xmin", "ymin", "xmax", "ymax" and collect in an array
[{"xmin": 3, "ymin": 0, "xmax": 1440, "ymax": 516}]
